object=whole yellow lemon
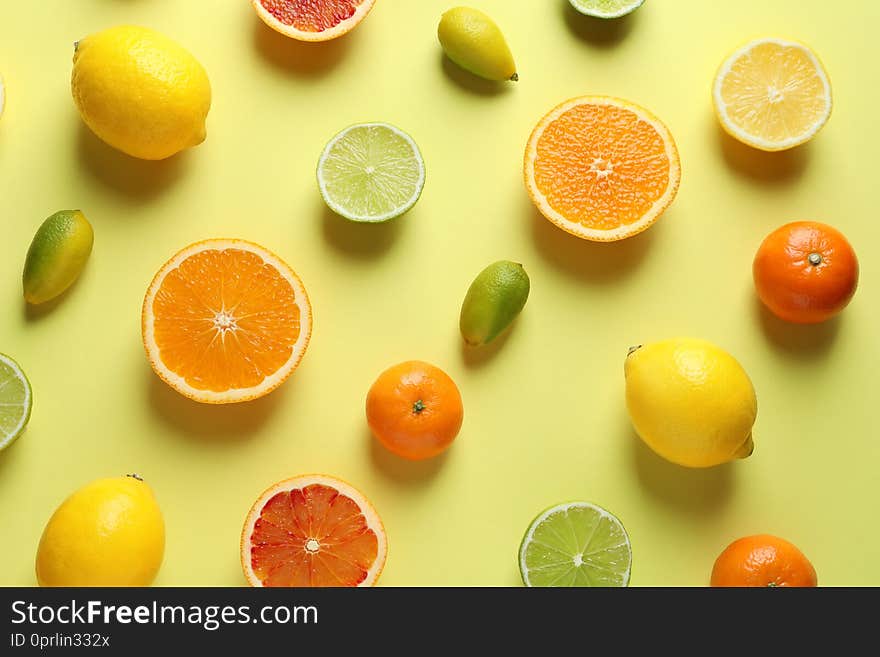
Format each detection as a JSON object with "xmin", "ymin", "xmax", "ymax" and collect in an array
[
  {"xmin": 624, "ymin": 338, "xmax": 757, "ymax": 468},
  {"xmin": 71, "ymin": 25, "xmax": 211, "ymax": 160},
  {"xmin": 36, "ymin": 475, "xmax": 165, "ymax": 587}
]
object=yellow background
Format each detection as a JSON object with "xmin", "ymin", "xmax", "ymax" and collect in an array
[{"xmin": 0, "ymin": 0, "xmax": 877, "ymax": 586}]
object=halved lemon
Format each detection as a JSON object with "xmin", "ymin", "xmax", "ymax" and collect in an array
[
  {"xmin": 241, "ymin": 474, "xmax": 387, "ymax": 587},
  {"xmin": 713, "ymin": 38, "xmax": 832, "ymax": 151},
  {"xmin": 142, "ymin": 239, "xmax": 312, "ymax": 404}
]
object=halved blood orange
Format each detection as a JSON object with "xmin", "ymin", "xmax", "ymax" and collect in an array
[
  {"xmin": 252, "ymin": 0, "xmax": 377, "ymax": 42},
  {"xmin": 142, "ymin": 239, "xmax": 312, "ymax": 404},
  {"xmin": 241, "ymin": 475, "xmax": 387, "ymax": 587},
  {"xmin": 524, "ymin": 96, "xmax": 681, "ymax": 242}
]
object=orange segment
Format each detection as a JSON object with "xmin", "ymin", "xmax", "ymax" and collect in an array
[
  {"xmin": 241, "ymin": 475, "xmax": 387, "ymax": 587},
  {"xmin": 142, "ymin": 239, "xmax": 312, "ymax": 404},
  {"xmin": 524, "ymin": 96, "xmax": 681, "ymax": 242},
  {"xmin": 252, "ymin": 0, "xmax": 376, "ymax": 42}
]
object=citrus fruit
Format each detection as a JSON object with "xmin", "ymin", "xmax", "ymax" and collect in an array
[
  {"xmin": 22, "ymin": 210, "xmax": 94, "ymax": 305},
  {"xmin": 438, "ymin": 7, "xmax": 518, "ymax": 82},
  {"xmin": 713, "ymin": 38, "xmax": 832, "ymax": 151},
  {"xmin": 753, "ymin": 221, "xmax": 858, "ymax": 324},
  {"xmin": 0, "ymin": 353, "xmax": 32, "ymax": 452},
  {"xmin": 460, "ymin": 261, "xmax": 530, "ymax": 346},
  {"xmin": 36, "ymin": 474, "xmax": 165, "ymax": 587},
  {"xmin": 524, "ymin": 96, "xmax": 681, "ymax": 242},
  {"xmin": 72, "ymin": 25, "xmax": 211, "ymax": 160},
  {"xmin": 711, "ymin": 535, "xmax": 817, "ymax": 587},
  {"xmin": 519, "ymin": 502, "xmax": 632, "ymax": 587},
  {"xmin": 625, "ymin": 338, "xmax": 757, "ymax": 468},
  {"xmin": 568, "ymin": 0, "xmax": 645, "ymax": 19},
  {"xmin": 317, "ymin": 122, "xmax": 425, "ymax": 223},
  {"xmin": 252, "ymin": 0, "xmax": 376, "ymax": 42},
  {"xmin": 366, "ymin": 361, "xmax": 463, "ymax": 460},
  {"xmin": 142, "ymin": 239, "xmax": 312, "ymax": 404},
  {"xmin": 241, "ymin": 474, "xmax": 387, "ymax": 587}
]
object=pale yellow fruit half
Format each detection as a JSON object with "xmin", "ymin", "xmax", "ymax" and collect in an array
[{"xmin": 713, "ymin": 38, "xmax": 832, "ymax": 151}]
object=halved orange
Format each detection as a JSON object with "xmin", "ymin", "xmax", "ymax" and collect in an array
[
  {"xmin": 524, "ymin": 96, "xmax": 681, "ymax": 242},
  {"xmin": 142, "ymin": 239, "xmax": 312, "ymax": 404},
  {"xmin": 252, "ymin": 0, "xmax": 377, "ymax": 42},
  {"xmin": 241, "ymin": 474, "xmax": 387, "ymax": 587}
]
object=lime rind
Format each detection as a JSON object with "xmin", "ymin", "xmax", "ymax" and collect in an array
[
  {"xmin": 568, "ymin": 0, "xmax": 645, "ymax": 19},
  {"xmin": 0, "ymin": 353, "xmax": 32, "ymax": 451},
  {"xmin": 519, "ymin": 502, "xmax": 632, "ymax": 587},
  {"xmin": 317, "ymin": 122, "xmax": 426, "ymax": 223}
]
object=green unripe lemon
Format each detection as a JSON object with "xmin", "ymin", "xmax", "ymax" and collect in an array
[
  {"xmin": 460, "ymin": 261, "xmax": 530, "ymax": 346},
  {"xmin": 438, "ymin": 7, "xmax": 518, "ymax": 82},
  {"xmin": 23, "ymin": 210, "xmax": 94, "ymax": 305}
]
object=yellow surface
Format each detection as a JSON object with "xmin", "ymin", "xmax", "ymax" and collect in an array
[{"xmin": 0, "ymin": 0, "xmax": 877, "ymax": 586}]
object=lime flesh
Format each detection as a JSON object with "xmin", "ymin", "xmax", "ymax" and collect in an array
[
  {"xmin": 519, "ymin": 502, "xmax": 632, "ymax": 587},
  {"xmin": 569, "ymin": 0, "xmax": 645, "ymax": 19},
  {"xmin": 317, "ymin": 123, "xmax": 425, "ymax": 223},
  {"xmin": 0, "ymin": 353, "xmax": 32, "ymax": 451}
]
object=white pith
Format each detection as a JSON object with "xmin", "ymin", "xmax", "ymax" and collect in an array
[
  {"xmin": 712, "ymin": 38, "xmax": 832, "ymax": 151},
  {"xmin": 241, "ymin": 474, "xmax": 388, "ymax": 587},
  {"xmin": 142, "ymin": 239, "xmax": 312, "ymax": 404}
]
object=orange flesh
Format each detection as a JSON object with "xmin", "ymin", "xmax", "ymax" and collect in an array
[
  {"xmin": 533, "ymin": 104, "xmax": 672, "ymax": 230},
  {"xmin": 250, "ymin": 484, "xmax": 379, "ymax": 587},
  {"xmin": 151, "ymin": 248, "xmax": 301, "ymax": 392},
  {"xmin": 259, "ymin": 0, "xmax": 364, "ymax": 31}
]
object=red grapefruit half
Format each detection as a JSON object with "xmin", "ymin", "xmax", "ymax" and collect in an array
[{"xmin": 252, "ymin": 0, "xmax": 377, "ymax": 42}]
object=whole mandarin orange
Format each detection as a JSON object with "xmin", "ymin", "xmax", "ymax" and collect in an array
[
  {"xmin": 366, "ymin": 361, "xmax": 463, "ymax": 461},
  {"xmin": 753, "ymin": 221, "xmax": 858, "ymax": 324},
  {"xmin": 711, "ymin": 534, "xmax": 817, "ymax": 587}
]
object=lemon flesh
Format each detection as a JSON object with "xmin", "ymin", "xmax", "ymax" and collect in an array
[
  {"xmin": 713, "ymin": 38, "xmax": 832, "ymax": 151},
  {"xmin": 625, "ymin": 338, "xmax": 757, "ymax": 468},
  {"xmin": 72, "ymin": 25, "xmax": 211, "ymax": 160},
  {"xmin": 23, "ymin": 210, "xmax": 93, "ymax": 305},
  {"xmin": 438, "ymin": 7, "xmax": 517, "ymax": 82},
  {"xmin": 36, "ymin": 475, "xmax": 165, "ymax": 587},
  {"xmin": 460, "ymin": 261, "xmax": 530, "ymax": 346}
]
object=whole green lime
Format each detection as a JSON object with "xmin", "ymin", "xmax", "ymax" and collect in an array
[
  {"xmin": 459, "ymin": 261, "xmax": 530, "ymax": 346},
  {"xmin": 23, "ymin": 210, "xmax": 94, "ymax": 304}
]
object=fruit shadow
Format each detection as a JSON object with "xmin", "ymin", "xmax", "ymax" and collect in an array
[
  {"xmin": 147, "ymin": 370, "xmax": 288, "ymax": 443},
  {"xmin": 714, "ymin": 120, "xmax": 810, "ymax": 185},
  {"xmin": 752, "ymin": 296, "xmax": 840, "ymax": 359},
  {"xmin": 630, "ymin": 427, "xmax": 734, "ymax": 516},
  {"xmin": 367, "ymin": 431, "xmax": 447, "ymax": 484},
  {"xmin": 253, "ymin": 18, "xmax": 355, "ymax": 76},
  {"xmin": 459, "ymin": 322, "xmax": 516, "ymax": 369},
  {"xmin": 439, "ymin": 55, "xmax": 513, "ymax": 97},
  {"xmin": 321, "ymin": 204, "xmax": 405, "ymax": 257},
  {"xmin": 529, "ymin": 205, "xmax": 655, "ymax": 282},
  {"xmin": 562, "ymin": 1, "xmax": 639, "ymax": 46},
  {"xmin": 77, "ymin": 123, "xmax": 188, "ymax": 199}
]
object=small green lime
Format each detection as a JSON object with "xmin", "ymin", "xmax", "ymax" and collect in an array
[
  {"xmin": 0, "ymin": 353, "xmax": 32, "ymax": 451},
  {"xmin": 23, "ymin": 210, "xmax": 94, "ymax": 304},
  {"xmin": 519, "ymin": 502, "xmax": 632, "ymax": 587},
  {"xmin": 460, "ymin": 261, "xmax": 529, "ymax": 346},
  {"xmin": 569, "ymin": 0, "xmax": 645, "ymax": 19}
]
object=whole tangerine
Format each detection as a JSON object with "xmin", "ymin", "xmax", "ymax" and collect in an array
[
  {"xmin": 366, "ymin": 361, "xmax": 464, "ymax": 460},
  {"xmin": 711, "ymin": 534, "xmax": 817, "ymax": 587},
  {"xmin": 753, "ymin": 221, "xmax": 858, "ymax": 324}
]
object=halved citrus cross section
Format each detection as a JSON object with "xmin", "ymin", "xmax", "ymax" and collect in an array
[
  {"xmin": 524, "ymin": 96, "xmax": 681, "ymax": 242},
  {"xmin": 241, "ymin": 475, "xmax": 387, "ymax": 587},
  {"xmin": 713, "ymin": 38, "xmax": 832, "ymax": 152},
  {"xmin": 252, "ymin": 0, "xmax": 376, "ymax": 42},
  {"xmin": 142, "ymin": 239, "xmax": 312, "ymax": 404}
]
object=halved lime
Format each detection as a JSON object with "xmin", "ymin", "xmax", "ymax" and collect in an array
[
  {"xmin": 317, "ymin": 122, "xmax": 426, "ymax": 223},
  {"xmin": 0, "ymin": 353, "xmax": 32, "ymax": 451},
  {"xmin": 568, "ymin": 0, "xmax": 645, "ymax": 19},
  {"xmin": 519, "ymin": 502, "xmax": 632, "ymax": 587}
]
